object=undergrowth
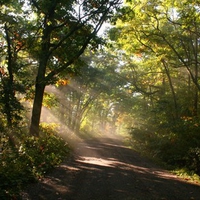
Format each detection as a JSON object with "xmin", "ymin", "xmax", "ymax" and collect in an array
[
  {"xmin": 129, "ymin": 117, "xmax": 200, "ymax": 182},
  {"xmin": 0, "ymin": 123, "xmax": 70, "ymax": 199}
]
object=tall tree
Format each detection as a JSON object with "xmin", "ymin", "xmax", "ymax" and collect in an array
[
  {"xmin": 27, "ymin": 0, "xmax": 122, "ymax": 136},
  {"xmin": 0, "ymin": 1, "xmax": 28, "ymax": 127},
  {"xmin": 109, "ymin": 0, "xmax": 200, "ymax": 118}
]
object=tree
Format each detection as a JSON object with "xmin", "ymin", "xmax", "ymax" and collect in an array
[
  {"xmin": 0, "ymin": 1, "xmax": 28, "ymax": 128},
  {"xmin": 109, "ymin": 0, "xmax": 200, "ymax": 119},
  {"xmin": 27, "ymin": 0, "xmax": 122, "ymax": 136},
  {"xmin": 47, "ymin": 49, "xmax": 122, "ymax": 134},
  {"xmin": 76, "ymin": 48, "xmax": 137, "ymax": 135},
  {"xmin": 54, "ymin": 63, "xmax": 103, "ymax": 133}
]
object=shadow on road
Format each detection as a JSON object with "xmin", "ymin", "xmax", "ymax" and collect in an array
[{"xmin": 22, "ymin": 137, "xmax": 200, "ymax": 200}]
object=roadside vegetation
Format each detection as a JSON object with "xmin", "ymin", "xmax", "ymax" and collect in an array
[
  {"xmin": 128, "ymin": 116, "xmax": 200, "ymax": 182},
  {"xmin": 108, "ymin": 0, "xmax": 200, "ymax": 182},
  {"xmin": 0, "ymin": 124, "xmax": 70, "ymax": 199}
]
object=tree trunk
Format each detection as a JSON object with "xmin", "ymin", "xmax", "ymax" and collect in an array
[
  {"xmin": 193, "ymin": 25, "xmax": 199, "ymax": 116},
  {"xmin": 29, "ymin": 51, "xmax": 48, "ymax": 136},
  {"xmin": 4, "ymin": 23, "xmax": 14, "ymax": 126},
  {"xmin": 29, "ymin": 83, "xmax": 45, "ymax": 136},
  {"xmin": 29, "ymin": 12, "xmax": 51, "ymax": 136},
  {"xmin": 29, "ymin": 45, "xmax": 49, "ymax": 136}
]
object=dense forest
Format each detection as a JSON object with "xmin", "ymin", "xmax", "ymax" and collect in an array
[{"xmin": 1, "ymin": 0, "xmax": 200, "ymax": 198}]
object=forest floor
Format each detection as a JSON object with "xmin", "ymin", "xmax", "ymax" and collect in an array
[{"xmin": 21, "ymin": 133, "xmax": 200, "ymax": 200}]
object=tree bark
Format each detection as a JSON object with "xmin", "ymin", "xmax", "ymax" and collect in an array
[
  {"xmin": 192, "ymin": 24, "xmax": 199, "ymax": 116},
  {"xmin": 4, "ymin": 23, "xmax": 14, "ymax": 126},
  {"xmin": 29, "ymin": 24, "xmax": 51, "ymax": 136},
  {"xmin": 29, "ymin": 83, "xmax": 45, "ymax": 136}
]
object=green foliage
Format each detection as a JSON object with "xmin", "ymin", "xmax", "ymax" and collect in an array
[
  {"xmin": 43, "ymin": 92, "xmax": 58, "ymax": 109},
  {"xmin": 0, "ymin": 136, "xmax": 33, "ymax": 199},
  {"xmin": 129, "ymin": 117, "xmax": 200, "ymax": 176},
  {"xmin": 186, "ymin": 147, "xmax": 200, "ymax": 174},
  {"xmin": 0, "ymin": 124, "xmax": 70, "ymax": 199},
  {"xmin": 109, "ymin": 0, "xmax": 200, "ymax": 179}
]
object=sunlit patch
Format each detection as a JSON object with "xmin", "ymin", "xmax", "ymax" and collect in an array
[
  {"xmin": 85, "ymin": 146, "xmax": 101, "ymax": 150},
  {"xmin": 77, "ymin": 165, "xmax": 103, "ymax": 171},
  {"xmin": 76, "ymin": 155, "xmax": 171, "ymax": 180},
  {"xmin": 152, "ymin": 170, "xmax": 179, "ymax": 180},
  {"xmin": 44, "ymin": 181, "xmax": 70, "ymax": 194},
  {"xmin": 76, "ymin": 156, "xmax": 149, "ymax": 173},
  {"xmin": 59, "ymin": 165, "xmax": 80, "ymax": 171},
  {"xmin": 77, "ymin": 156, "xmax": 118, "ymax": 167},
  {"xmin": 41, "ymin": 176, "xmax": 70, "ymax": 194},
  {"xmin": 103, "ymin": 143, "xmax": 125, "ymax": 148}
]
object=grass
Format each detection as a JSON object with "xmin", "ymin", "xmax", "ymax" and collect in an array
[{"xmin": 172, "ymin": 168, "xmax": 200, "ymax": 185}]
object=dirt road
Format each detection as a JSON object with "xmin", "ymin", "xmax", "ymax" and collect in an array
[{"xmin": 22, "ymin": 136, "xmax": 200, "ymax": 200}]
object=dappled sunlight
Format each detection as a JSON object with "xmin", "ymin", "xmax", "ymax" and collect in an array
[
  {"xmin": 38, "ymin": 84, "xmax": 131, "ymax": 152},
  {"xmin": 24, "ymin": 83, "xmax": 200, "ymax": 199},
  {"xmin": 77, "ymin": 156, "xmax": 118, "ymax": 167},
  {"xmin": 42, "ymin": 178, "xmax": 70, "ymax": 193},
  {"xmin": 73, "ymin": 139, "xmax": 200, "ymax": 188},
  {"xmin": 21, "ymin": 131, "xmax": 200, "ymax": 200},
  {"xmin": 151, "ymin": 169, "xmax": 183, "ymax": 181},
  {"xmin": 41, "ymin": 83, "xmax": 130, "ymax": 138},
  {"xmin": 76, "ymin": 155, "xmax": 177, "ymax": 181},
  {"xmin": 59, "ymin": 165, "xmax": 80, "ymax": 172},
  {"xmin": 40, "ymin": 107, "xmax": 83, "ymax": 146},
  {"xmin": 76, "ymin": 155, "xmax": 152, "ymax": 174}
]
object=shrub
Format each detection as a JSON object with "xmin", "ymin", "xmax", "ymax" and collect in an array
[
  {"xmin": 185, "ymin": 147, "xmax": 200, "ymax": 175},
  {"xmin": 129, "ymin": 118, "xmax": 200, "ymax": 175},
  {"xmin": 0, "ymin": 124, "xmax": 70, "ymax": 199}
]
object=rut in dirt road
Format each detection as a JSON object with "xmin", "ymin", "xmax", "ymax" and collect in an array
[{"xmin": 22, "ymin": 137, "xmax": 200, "ymax": 200}]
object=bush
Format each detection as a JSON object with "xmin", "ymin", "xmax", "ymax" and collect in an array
[
  {"xmin": 129, "ymin": 118, "xmax": 200, "ymax": 175},
  {"xmin": 0, "ymin": 124, "xmax": 70, "ymax": 199},
  {"xmin": 185, "ymin": 147, "xmax": 200, "ymax": 175}
]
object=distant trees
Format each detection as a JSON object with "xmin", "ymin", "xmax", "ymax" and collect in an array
[{"xmin": 48, "ymin": 49, "xmax": 132, "ymax": 134}]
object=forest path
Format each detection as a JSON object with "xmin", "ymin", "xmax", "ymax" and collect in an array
[{"xmin": 22, "ymin": 134, "xmax": 200, "ymax": 200}]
